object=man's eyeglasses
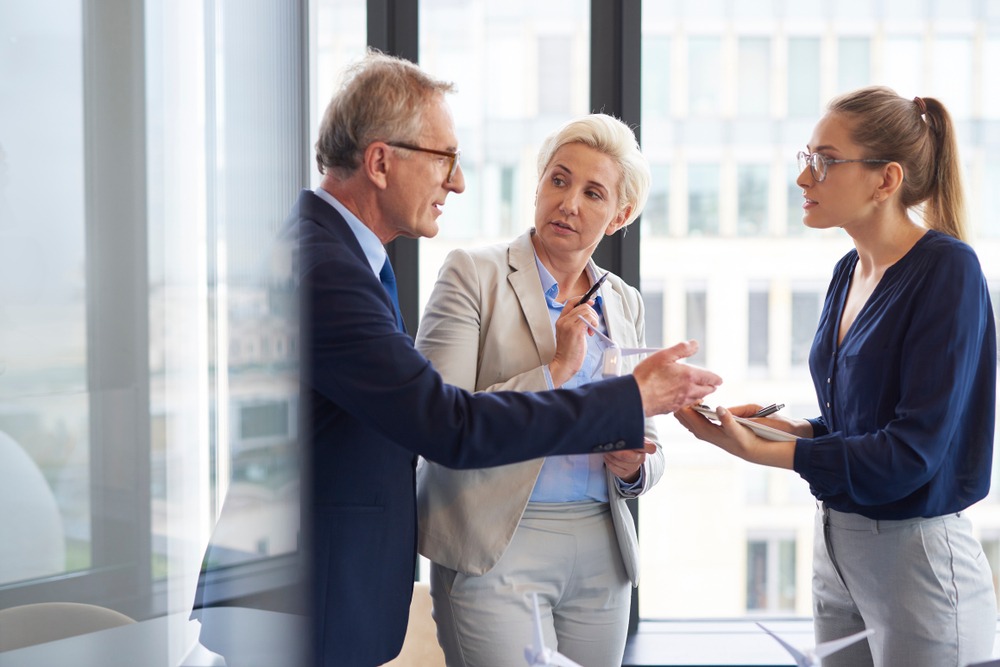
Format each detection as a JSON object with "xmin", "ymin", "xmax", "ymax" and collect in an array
[
  {"xmin": 387, "ymin": 141, "xmax": 461, "ymax": 183},
  {"xmin": 797, "ymin": 151, "xmax": 891, "ymax": 183}
]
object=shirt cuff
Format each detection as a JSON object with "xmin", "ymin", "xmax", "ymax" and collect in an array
[
  {"xmin": 615, "ymin": 466, "xmax": 645, "ymax": 497},
  {"xmin": 542, "ymin": 365, "xmax": 555, "ymax": 390}
]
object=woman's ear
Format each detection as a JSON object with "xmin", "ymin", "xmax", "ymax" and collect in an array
[
  {"xmin": 875, "ymin": 161, "xmax": 905, "ymax": 201},
  {"xmin": 606, "ymin": 206, "xmax": 631, "ymax": 235}
]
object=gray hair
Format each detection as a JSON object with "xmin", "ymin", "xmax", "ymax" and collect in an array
[{"xmin": 315, "ymin": 48, "xmax": 456, "ymax": 177}]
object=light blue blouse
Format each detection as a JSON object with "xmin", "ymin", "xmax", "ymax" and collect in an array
[{"xmin": 530, "ymin": 256, "xmax": 643, "ymax": 502}]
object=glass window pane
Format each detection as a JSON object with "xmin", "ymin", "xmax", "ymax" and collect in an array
[
  {"xmin": 981, "ymin": 157, "xmax": 1000, "ymax": 238},
  {"xmin": 985, "ymin": 37, "xmax": 1000, "ymax": 120},
  {"xmin": 792, "ymin": 291, "xmax": 821, "ymax": 366},
  {"xmin": 642, "ymin": 36, "xmax": 670, "ymax": 120},
  {"xmin": 0, "ymin": 3, "xmax": 89, "ymax": 585},
  {"xmin": 778, "ymin": 539, "xmax": 797, "ymax": 611},
  {"xmin": 418, "ymin": 0, "xmax": 590, "ymax": 304},
  {"xmin": 538, "ymin": 35, "xmax": 574, "ymax": 115},
  {"xmin": 748, "ymin": 288, "xmax": 769, "ymax": 368},
  {"xmin": 883, "ymin": 36, "xmax": 922, "ymax": 98},
  {"xmin": 932, "ymin": 37, "xmax": 973, "ymax": 119},
  {"xmin": 688, "ymin": 163, "xmax": 720, "ymax": 235},
  {"xmin": 737, "ymin": 163, "xmax": 769, "ymax": 236},
  {"xmin": 738, "ymin": 37, "xmax": 770, "ymax": 116},
  {"xmin": 642, "ymin": 163, "xmax": 670, "ymax": 237},
  {"xmin": 686, "ymin": 287, "xmax": 707, "ymax": 367},
  {"xmin": 689, "ymin": 36, "xmax": 722, "ymax": 116},
  {"xmin": 837, "ymin": 37, "xmax": 871, "ymax": 94},
  {"xmin": 638, "ymin": 0, "xmax": 1000, "ymax": 627},
  {"xmin": 787, "ymin": 38, "xmax": 820, "ymax": 118},
  {"xmin": 746, "ymin": 541, "xmax": 768, "ymax": 611}
]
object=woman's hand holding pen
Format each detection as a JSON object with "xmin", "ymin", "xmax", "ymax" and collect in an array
[
  {"xmin": 548, "ymin": 298, "xmax": 599, "ymax": 387},
  {"xmin": 674, "ymin": 403, "xmax": 803, "ymax": 470}
]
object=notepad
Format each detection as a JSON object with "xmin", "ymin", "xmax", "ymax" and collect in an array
[{"xmin": 692, "ymin": 405, "xmax": 797, "ymax": 441}]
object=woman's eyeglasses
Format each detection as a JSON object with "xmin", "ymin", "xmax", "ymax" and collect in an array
[{"xmin": 797, "ymin": 151, "xmax": 891, "ymax": 183}]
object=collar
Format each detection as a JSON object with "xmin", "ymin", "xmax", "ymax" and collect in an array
[
  {"xmin": 532, "ymin": 248, "xmax": 601, "ymax": 310},
  {"xmin": 313, "ymin": 186, "xmax": 386, "ymax": 277}
]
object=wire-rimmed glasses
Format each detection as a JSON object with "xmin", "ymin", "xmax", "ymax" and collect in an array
[
  {"xmin": 386, "ymin": 141, "xmax": 461, "ymax": 183},
  {"xmin": 796, "ymin": 151, "xmax": 891, "ymax": 183}
]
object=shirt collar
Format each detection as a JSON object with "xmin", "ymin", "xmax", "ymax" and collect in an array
[
  {"xmin": 314, "ymin": 186, "xmax": 386, "ymax": 277},
  {"xmin": 532, "ymin": 251, "xmax": 601, "ymax": 309}
]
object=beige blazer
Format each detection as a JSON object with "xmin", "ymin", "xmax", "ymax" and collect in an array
[{"xmin": 414, "ymin": 230, "xmax": 663, "ymax": 586}]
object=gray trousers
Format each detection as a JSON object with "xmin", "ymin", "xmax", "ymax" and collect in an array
[
  {"xmin": 814, "ymin": 504, "xmax": 997, "ymax": 667},
  {"xmin": 429, "ymin": 501, "xmax": 630, "ymax": 667}
]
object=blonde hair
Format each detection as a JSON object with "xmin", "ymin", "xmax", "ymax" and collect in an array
[
  {"xmin": 536, "ymin": 114, "xmax": 651, "ymax": 226},
  {"xmin": 828, "ymin": 85, "xmax": 966, "ymax": 241}
]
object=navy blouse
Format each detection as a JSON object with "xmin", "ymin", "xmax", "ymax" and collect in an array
[{"xmin": 796, "ymin": 230, "xmax": 996, "ymax": 519}]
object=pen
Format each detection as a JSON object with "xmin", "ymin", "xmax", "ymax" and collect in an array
[
  {"xmin": 576, "ymin": 271, "xmax": 610, "ymax": 307},
  {"xmin": 752, "ymin": 403, "xmax": 784, "ymax": 418}
]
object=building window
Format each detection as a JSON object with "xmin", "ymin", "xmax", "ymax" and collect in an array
[
  {"xmin": 686, "ymin": 286, "xmax": 707, "ymax": 366},
  {"xmin": 786, "ymin": 161, "xmax": 805, "ymax": 235},
  {"xmin": 787, "ymin": 37, "xmax": 820, "ymax": 118},
  {"xmin": 239, "ymin": 401, "xmax": 290, "ymax": 441},
  {"xmin": 746, "ymin": 535, "xmax": 797, "ymax": 613},
  {"xmin": 837, "ymin": 37, "xmax": 870, "ymax": 94},
  {"xmin": 643, "ymin": 163, "xmax": 670, "ymax": 237},
  {"xmin": 642, "ymin": 286, "xmax": 664, "ymax": 349},
  {"xmin": 538, "ymin": 35, "xmax": 573, "ymax": 115},
  {"xmin": 791, "ymin": 290, "xmax": 822, "ymax": 366},
  {"xmin": 737, "ymin": 37, "xmax": 770, "ymax": 117},
  {"xmin": 642, "ymin": 36, "xmax": 670, "ymax": 120},
  {"xmin": 737, "ymin": 163, "xmax": 769, "ymax": 236},
  {"xmin": 688, "ymin": 163, "xmax": 720, "ymax": 236},
  {"xmin": 688, "ymin": 36, "xmax": 722, "ymax": 116},
  {"xmin": 748, "ymin": 287, "xmax": 769, "ymax": 369}
]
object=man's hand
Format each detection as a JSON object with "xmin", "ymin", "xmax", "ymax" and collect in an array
[{"xmin": 632, "ymin": 340, "xmax": 722, "ymax": 416}]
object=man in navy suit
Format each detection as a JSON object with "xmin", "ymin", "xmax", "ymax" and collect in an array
[{"xmin": 296, "ymin": 49, "xmax": 722, "ymax": 666}]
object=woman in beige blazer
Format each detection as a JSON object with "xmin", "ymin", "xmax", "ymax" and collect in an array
[{"xmin": 415, "ymin": 114, "xmax": 663, "ymax": 667}]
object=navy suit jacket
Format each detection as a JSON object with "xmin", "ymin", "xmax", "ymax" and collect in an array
[{"xmin": 292, "ymin": 189, "xmax": 646, "ymax": 666}]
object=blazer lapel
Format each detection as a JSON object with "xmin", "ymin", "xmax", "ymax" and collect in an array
[{"xmin": 507, "ymin": 232, "xmax": 556, "ymax": 364}]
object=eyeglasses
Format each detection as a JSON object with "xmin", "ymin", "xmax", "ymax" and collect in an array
[
  {"xmin": 797, "ymin": 151, "xmax": 891, "ymax": 183},
  {"xmin": 386, "ymin": 141, "xmax": 461, "ymax": 183}
]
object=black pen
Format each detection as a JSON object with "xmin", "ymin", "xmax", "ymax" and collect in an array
[
  {"xmin": 752, "ymin": 403, "xmax": 784, "ymax": 418},
  {"xmin": 576, "ymin": 271, "xmax": 610, "ymax": 307}
]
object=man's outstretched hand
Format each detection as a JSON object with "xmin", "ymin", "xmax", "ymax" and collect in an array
[{"xmin": 633, "ymin": 340, "xmax": 722, "ymax": 417}]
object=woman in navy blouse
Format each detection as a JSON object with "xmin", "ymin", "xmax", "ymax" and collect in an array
[{"xmin": 678, "ymin": 86, "xmax": 997, "ymax": 667}]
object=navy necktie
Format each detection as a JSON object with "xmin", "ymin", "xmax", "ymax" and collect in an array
[{"xmin": 379, "ymin": 257, "xmax": 406, "ymax": 331}]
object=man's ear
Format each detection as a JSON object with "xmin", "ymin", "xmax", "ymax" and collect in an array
[{"xmin": 364, "ymin": 142, "xmax": 391, "ymax": 190}]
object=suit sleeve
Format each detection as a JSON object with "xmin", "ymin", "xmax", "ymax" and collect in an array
[{"xmin": 300, "ymin": 230, "xmax": 646, "ymax": 469}]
